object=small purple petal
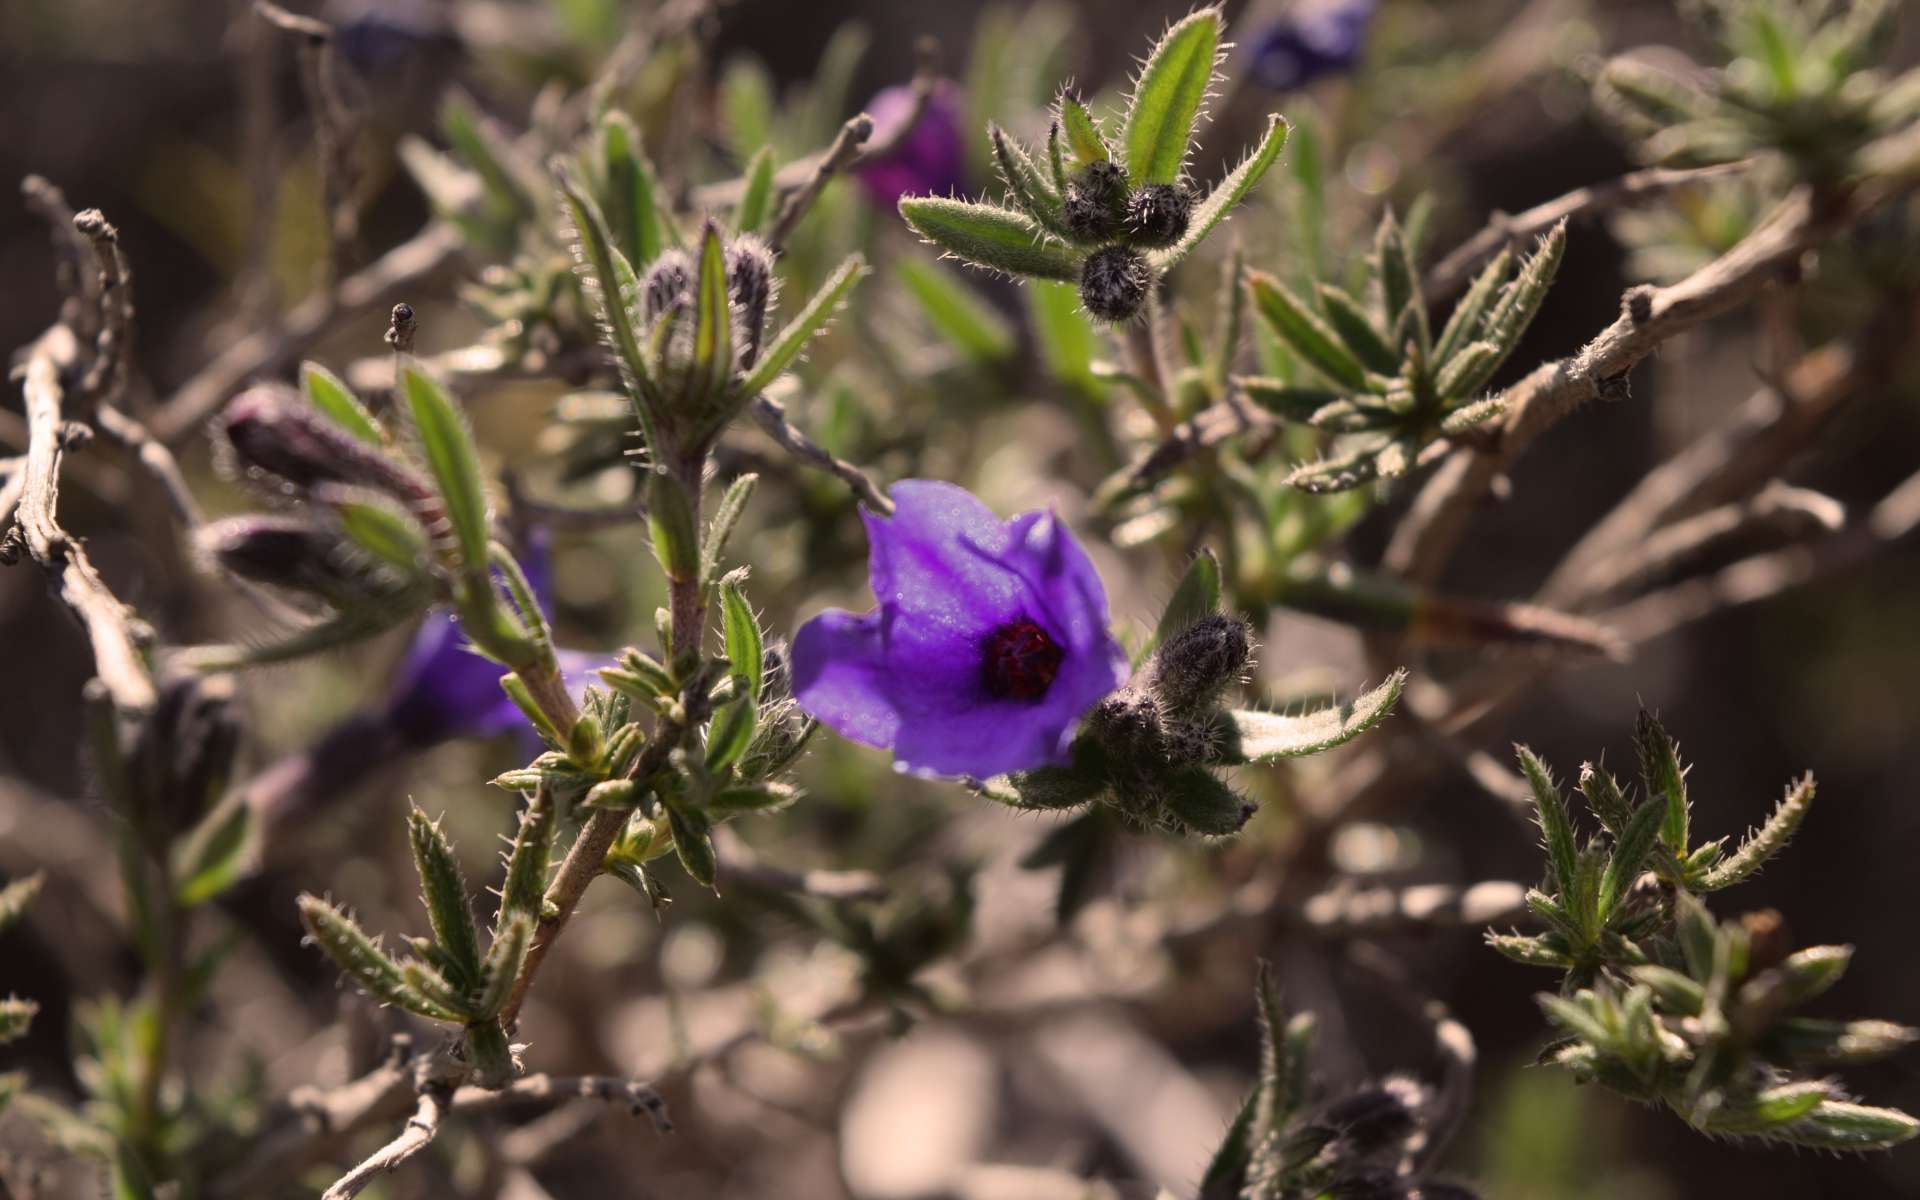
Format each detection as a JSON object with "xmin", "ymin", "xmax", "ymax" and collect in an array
[{"xmin": 1247, "ymin": 0, "xmax": 1376, "ymax": 92}]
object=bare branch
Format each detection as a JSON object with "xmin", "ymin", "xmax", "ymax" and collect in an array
[
  {"xmin": 320, "ymin": 1084, "xmax": 450, "ymax": 1200},
  {"xmin": 767, "ymin": 113, "xmax": 874, "ymax": 255},
  {"xmin": 1423, "ymin": 161, "xmax": 1752, "ymax": 301},
  {"xmin": 748, "ymin": 394, "xmax": 892, "ymax": 514}
]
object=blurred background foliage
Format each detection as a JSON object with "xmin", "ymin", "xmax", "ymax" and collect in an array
[{"xmin": 1, "ymin": 0, "xmax": 1918, "ymax": 1197}]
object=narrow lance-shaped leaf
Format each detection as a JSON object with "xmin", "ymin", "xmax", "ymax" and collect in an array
[
  {"xmin": 0, "ymin": 873, "xmax": 44, "ymax": 935},
  {"xmin": 1211, "ymin": 671, "xmax": 1406, "ymax": 762},
  {"xmin": 691, "ymin": 223, "xmax": 735, "ymax": 407},
  {"xmin": 173, "ymin": 794, "xmax": 253, "ymax": 907},
  {"xmin": 1701, "ymin": 772, "xmax": 1813, "ymax": 891},
  {"xmin": 1481, "ymin": 221, "xmax": 1567, "ymax": 372},
  {"xmin": 1432, "ymin": 246, "xmax": 1510, "ymax": 365},
  {"xmin": 1058, "ymin": 95, "xmax": 1109, "ymax": 164},
  {"xmin": 1316, "ymin": 282, "xmax": 1399, "ymax": 374},
  {"xmin": 706, "ymin": 695, "xmax": 758, "ymax": 772},
  {"xmin": 665, "ymin": 799, "xmax": 717, "ymax": 887},
  {"xmin": 474, "ymin": 914, "xmax": 532, "ymax": 1021},
  {"xmin": 400, "ymin": 366, "xmax": 491, "ymax": 574},
  {"xmin": 989, "ymin": 124, "xmax": 1068, "ymax": 236},
  {"xmin": 297, "ymin": 895, "xmax": 464, "ymax": 1021},
  {"xmin": 1152, "ymin": 114, "xmax": 1288, "ymax": 271},
  {"xmin": 898, "ymin": 197, "xmax": 1080, "ymax": 282},
  {"xmin": 1599, "ymin": 796, "xmax": 1667, "ymax": 921},
  {"xmin": 1373, "ymin": 212, "xmax": 1423, "ymax": 344},
  {"xmin": 1634, "ymin": 709, "xmax": 1690, "ymax": 854},
  {"xmin": 601, "ymin": 111, "xmax": 664, "ymax": 266},
  {"xmin": 1518, "ymin": 745, "xmax": 1581, "ymax": 900},
  {"xmin": 300, "ymin": 362, "xmax": 385, "ymax": 444},
  {"xmin": 1122, "ymin": 7, "xmax": 1223, "ymax": 186},
  {"xmin": 327, "ymin": 490, "xmax": 431, "ymax": 576},
  {"xmin": 407, "ymin": 808, "xmax": 483, "ymax": 989},
  {"xmin": 700, "ymin": 472, "xmax": 760, "ymax": 584},
  {"xmin": 554, "ymin": 164, "xmax": 657, "ymax": 409},
  {"xmin": 719, "ymin": 574, "xmax": 764, "ymax": 702},
  {"xmin": 1287, "ymin": 443, "xmax": 1384, "ymax": 494},
  {"xmin": 496, "ymin": 782, "xmax": 556, "ymax": 926},
  {"xmin": 1246, "ymin": 271, "xmax": 1369, "ymax": 391},
  {"xmin": 736, "ymin": 146, "xmax": 776, "ymax": 236},
  {"xmin": 740, "ymin": 254, "xmax": 867, "ymax": 395}
]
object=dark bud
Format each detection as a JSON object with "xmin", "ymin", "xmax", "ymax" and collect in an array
[
  {"xmin": 1079, "ymin": 246, "xmax": 1150, "ymax": 323},
  {"xmin": 219, "ymin": 385, "xmax": 433, "ymax": 510},
  {"xmin": 642, "ymin": 250, "xmax": 694, "ymax": 323},
  {"xmin": 1150, "ymin": 614, "xmax": 1252, "ymax": 716},
  {"xmin": 727, "ymin": 235, "xmax": 776, "ymax": 369},
  {"xmin": 127, "ymin": 673, "xmax": 239, "ymax": 838},
  {"xmin": 1741, "ymin": 908, "xmax": 1792, "ymax": 975},
  {"xmin": 1320, "ymin": 1075, "xmax": 1428, "ymax": 1156},
  {"xmin": 199, "ymin": 515, "xmax": 413, "ymax": 612},
  {"xmin": 1063, "ymin": 159, "xmax": 1128, "ymax": 242},
  {"xmin": 1085, "ymin": 689, "xmax": 1165, "ymax": 760},
  {"xmin": 1327, "ymin": 1173, "xmax": 1410, "ymax": 1200},
  {"xmin": 1125, "ymin": 182, "xmax": 1192, "ymax": 248}
]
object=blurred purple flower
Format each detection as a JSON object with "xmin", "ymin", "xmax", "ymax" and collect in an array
[
  {"xmin": 791, "ymin": 481, "xmax": 1127, "ymax": 778},
  {"xmin": 386, "ymin": 531, "xmax": 604, "ymax": 747},
  {"xmin": 854, "ymin": 81, "xmax": 967, "ymax": 208},
  {"xmin": 1247, "ymin": 0, "xmax": 1377, "ymax": 92}
]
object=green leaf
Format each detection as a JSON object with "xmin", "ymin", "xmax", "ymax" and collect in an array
[
  {"xmin": 442, "ymin": 89, "xmax": 540, "ymax": 222},
  {"xmin": 700, "ymin": 472, "xmax": 759, "ymax": 584},
  {"xmin": 1373, "ymin": 211, "xmax": 1423, "ymax": 342},
  {"xmin": 896, "ymin": 257, "xmax": 1017, "ymax": 364},
  {"xmin": 554, "ymin": 164, "xmax": 656, "ymax": 413},
  {"xmin": 300, "ymin": 361, "xmax": 384, "ymax": 444},
  {"xmin": 1140, "ymin": 548, "xmax": 1221, "ymax": 665},
  {"xmin": 1246, "ymin": 271, "xmax": 1369, "ymax": 391},
  {"xmin": 328, "ymin": 491, "xmax": 431, "ymax": 575},
  {"xmin": 474, "ymin": 915, "xmax": 532, "ymax": 1021},
  {"xmin": 1701, "ymin": 772, "xmax": 1813, "ymax": 891},
  {"xmin": 601, "ymin": 111, "xmax": 663, "ymax": 266},
  {"xmin": 898, "ymin": 197, "xmax": 1080, "ymax": 282},
  {"xmin": 1435, "ymin": 339, "xmax": 1503, "ymax": 400},
  {"xmin": 1236, "ymin": 377, "xmax": 1348, "ymax": 422},
  {"xmin": 400, "ymin": 365, "xmax": 491, "ymax": 573},
  {"xmin": 1770, "ymin": 1101, "xmax": 1919, "ymax": 1151},
  {"xmin": 736, "ymin": 146, "xmax": 776, "ymax": 236},
  {"xmin": 407, "ymin": 808, "xmax": 482, "ymax": 990},
  {"xmin": 998, "ymin": 763, "xmax": 1107, "ymax": 811},
  {"xmin": 691, "ymin": 223, "xmax": 735, "ymax": 406},
  {"xmin": 1433, "ymin": 247, "xmax": 1509, "ymax": 365},
  {"xmin": 647, "ymin": 467, "xmax": 701, "ymax": 588},
  {"xmin": 665, "ymin": 800, "xmax": 717, "ymax": 888},
  {"xmin": 740, "ymin": 255, "xmax": 867, "ymax": 395},
  {"xmin": 1481, "ymin": 220, "xmax": 1566, "ymax": 368},
  {"xmin": 1487, "ymin": 932, "xmax": 1574, "ymax": 969},
  {"xmin": 1518, "ymin": 745, "xmax": 1580, "ymax": 901},
  {"xmin": 1212, "ymin": 671, "xmax": 1405, "ymax": 762},
  {"xmin": 1151, "ymin": 114, "xmax": 1287, "ymax": 271},
  {"xmin": 1058, "ymin": 95, "xmax": 1109, "ymax": 164},
  {"xmin": 989, "ymin": 123, "xmax": 1067, "ymax": 235},
  {"xmin": 1122, "ymin": 7, "xmax": 1222, "ymax": 186},
  {"xmin": 297, "ymin": 895, "xmax": 463, "ymax": 1020},
  {"xmin": 1316, "ymin": 283, "xmax": 1399, "ymax": 374},
  {"xmin": 1028, "ymin": 280, "xmax": 1099, "ymax": 390},
  {"xmin": 1599, "ymin": 796, "xmax": 1666, "ymax": 922},
  {"xmin": 709, "ymin": 780, "xmax": 801, "ymax": 814},
  {"xmin": 1198, "ymin": 1088, "xmax": 1257, "ymax": 1199},
  {"xmin": 719, "ymin": 575, "xmax": 765, "ymax": 702},
  {"xmin": 0, "ymin": 998, "xmax": 37, "ymax": 1045},
  {"xmin": 1576, "ymin": 761, "xmax": 1635, "ymax": 837},
  {"xmin": 706, "ymin": 695, "xmax": 758, "ymax": 772},
  {"xmin": 172, "ymin": 794, "xmax": 253, "ymax": 907},
  {"xmin": 1633, "ymin": 709, "xmax": 1690, "ymax": 854},
  {"xmin": 496, "ymin": 783, "xmax": 556, "ymax": 927},
  {"xmin": 1287, "ymin": 444, "xmax": 1384, "ymax": 493}
]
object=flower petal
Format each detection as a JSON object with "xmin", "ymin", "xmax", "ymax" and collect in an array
[{"xmin": 863, "ymin": 480, "xmax": 1024, "ymax": 637}]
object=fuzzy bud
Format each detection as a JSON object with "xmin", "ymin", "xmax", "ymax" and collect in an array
[
  {"xmin": 642, "ymin": 250, "xmax": 694, "ymax": 323},
  {"xmin": 199, "ymin": 515, "xmax": 414, "ymax": 612},
  {"xmin": 727, "ymin": 235, "xmax": 775, "ymax": 367},
  {"xmin": 1079, "ymin": 245, "xmax": 1150, "ymax": 323},
  {"xmin": 1085, "ymin": 688, "xmax": 1165, "ymax": 760},
  {"xmin": 1125, "ymin": 182, "xmax": 1192, "ymax": 248},
  {"xmin": 1320, "ymin": 1075, "xmax": 1428, "ymax": 1156},
  {"xmin": 1063, "ymin": 160, "xmax": 1128, "ymax": 243},
  {"xmin": 1150, "ymin": 614, "xmax": 1251, "ymax": 715},
  {"xmin": 126, "ymin": 673, "xmax": 239, "ymax": 840},
  {"xmin": 219, "ymin": 385, "xmax": 435, "ymax": 512}
]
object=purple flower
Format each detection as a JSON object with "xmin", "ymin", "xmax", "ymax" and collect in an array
[
  {"xmin": 386, "ymin": 531, "xmax": 605, "ymax": 746},
  {"xmin": 854, "ymin": 81, "xmax": 967, "ymax": 208},
  {"xmin": 1247, "ymin": 0, "xmax": 1377, "ymax": 92},
  {"xmin": 791, "ymin": 481, "xmax": 1128, "ymax": 778}
]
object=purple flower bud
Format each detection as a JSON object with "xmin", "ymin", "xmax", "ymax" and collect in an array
[
  {"xmin": 854, "ymin": 81, "xmax": 968, "ymax": 208},
  {"xmin": 198, "ymin": 514, "xmax": 410, "ymax": 611},
  {"xmin": 791, "ymin": 481, "xmax": 1128, "ymax": 778},
  {"xmin": 727, "ymin": 235, "xmax": 776, "ymax": 367},
  {"xmin": 1247, "ymin": 0, "xmax": 1377, "ymax": 92},
  {"xmin": 1150, "ymin": 613, "xmax": 1251, "ymax": 715},
  {"xmin": 643, "ymin": 250, "xmax": 694, "ymax": 323},
  {"xmin": 1080, "ymin": 246, "xmax": 1150, "ymax": 322},
  {"xmin": 220, "ymin": 384, "xmax": 439, "ymax": 517}
]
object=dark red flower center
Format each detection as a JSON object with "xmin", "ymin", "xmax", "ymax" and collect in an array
[{"xmin": 981, "ymin": 619, "xmax": 1064, "ymax": 701}]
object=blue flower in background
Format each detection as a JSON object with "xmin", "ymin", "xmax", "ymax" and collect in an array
[
  {"xmin": 791, "ymin": 481, "xmax": 1128, "ymax": 778},
  {"xmin": 386, "ymin": 531, "xmax": 605, "ymax": 747},
  {"xmin": 854, "ymin": 81, "xmax": 968, "ymax": 208},
  {"xmin": 1247, "ymin": 0, "xmax": 1377, "ymax": 92}
]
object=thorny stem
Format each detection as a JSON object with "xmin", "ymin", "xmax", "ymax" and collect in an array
[{"xmin": 321, "ymin": 1084, "xmax": 451, "ymax": 1200}]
